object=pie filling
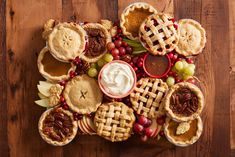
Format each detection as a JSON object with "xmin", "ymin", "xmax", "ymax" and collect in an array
[
  {"xmin": 168, "ymin": 119, "xmax": 198, "ymax": 142},
  {"xmin": 124, "ymin": 8, "xmax": 153, "ymax": 37},
  {"xmin": 42, "ymin": 108, "xmax": 74, "ymax": 142},
  {"xmin": 84, "ymin": 28, "xmax": 106, "ymax": 57},
  {"xmin": 42, "ymin": 51, "xmax": 72, "ymax": 76},
  {"xmin": 170, "ymin": 88, "xmax": 199, "ymax": 116}
]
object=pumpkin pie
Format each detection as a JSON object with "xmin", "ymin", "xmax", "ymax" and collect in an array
[
  {"xmin": 164, "ymin": 116, "xmax": 203, "ymax": 147},
  {"xmin": 120, "ymin": 2, "xmax": 157, "ymax": 40},
  {"xmin": 37, "ymin": 47, "xmax": 76, "ymax": 82},
  {"xmin": 38, "ymin": 107, "xmax": 78, "ymax": 146},
  {"xmin": 164, "ymin": 82, "xmax": 204, "ymax": 122},
  {"xmin": 63, "ymin": 75, "xmax": 103, "ymax": 114}
]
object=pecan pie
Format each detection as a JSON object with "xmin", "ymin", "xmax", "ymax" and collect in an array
[
  {"xmin": 120, "ymin": 2, "xmax": 157, "ymax": 40},
  {"xmin": 94, "ymin": 102, "xmax": 135, "ymax": 142},
  {"xmin": 139, "ymin": 13, "xmax": 179, "ymax": 55},
  {"xmin": 164, "ymin": 82, "xmax": 204, "ymax": 122},
  {"xmin": 38, "ymin": 107, "xmax": 78, "ymax": 146},
  {"xmin": 130, "ymin": 78, "xmax": 168, "ymax": 119},
  {"xmin": 164, "ymin": 116, "xmax": 203, "ymax": 147}
]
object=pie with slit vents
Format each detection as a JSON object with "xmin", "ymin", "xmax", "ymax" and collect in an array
[
  {"xmin": 139, "ymin": 13, "xmax": 179, "ymax": 55},
  {"xmin": 120, "ymin": 2, "xmax": 157, "ymax": 40},
  {"xmin": 130, "ymin": 78, "xmax": 168, "ymax": 119},
  {"xmin": 48, "ymin": 22, "xmax": 86, "ymax": 62},
  {"xmin": 38, "ymin": 107, "xmax": 78, "ymax": 146},
  {"xmin": 94, "ymin": 102, "xmax": 135, "ymax": 142},
  {"xmin": 63, "ymin": 75, "xmax": 103, "ymax": 114}
]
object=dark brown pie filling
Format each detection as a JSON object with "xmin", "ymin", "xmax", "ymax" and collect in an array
[
  {"xmin": 42, "ymin": 108, "xmax": 74, "ymax": 142},
  {"xmin": 84, "ymin": 28, "xmax": 106, "ymax": 57},
  {"xmin": 170, "ymin": 88, "xmax": 199, "ymax": 116}
]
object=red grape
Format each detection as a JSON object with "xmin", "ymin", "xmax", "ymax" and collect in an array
[
  {"xmin": 168, "ymin": 52, "xmax": 174, "ymax": 59},
  {"xmin": 186, "ymin": 58, "xmax": 194, "ymax": 64},
  {"xmin": 114, "ymin": 55, "xmax": 120, "ymax": 60},
  {"xmin": 114, "ymin": 40, "xmax": 122, "ymax": 48},
  {"xmin": 126, "ymin": 46, "xmax": 133, "ymax": 54},
  {"xmin": 138, "ymin": 116, "xmax": 148, "ymax": 126},
  {"xmin": 118, "ymin": 47, "xmax": 126, "ymax": 56},
  {"xmin": 144, "ymin": 119, "xmax": 152, "ymax": 127},
  {"xmin": 132, "ymin": 56, "xmax": 139, "ymax": 64},
  {"xmin": 133, "ymin": 123, "xmax": 144, "ymax": 133},
  {"xmin": 122, "ymin": 41, "xmax": 128, "ymax": 47},
  {"xmin": 144, "ymin": 128, "xmax": 154, "ymax": 137},
  {"xmin": 111, "ymin": 48, "xmax": 119, "ymax": 57},
  {"xmin": 107, "ymin": 42, "xmax": 115, "ymax": 51}
]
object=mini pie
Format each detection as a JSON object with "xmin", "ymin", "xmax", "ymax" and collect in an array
[
  {"xmin": 38, "ymin": 107, "xmax": 78, "ymax": 146},
  {"xmin": 63, "ymin": 75, "xmax": 103, "ymax": 114},
  {"xmin": 139, "ymin": 13, "xmax": 179, "ymax": 55},
  {"xmin": 48, "ymin": 22, "xmax": 86, "ymax": 62},
  {"xmin": 120, "ymin": 2, "xmax": 157, "ymax": 40},
  {"xmin": 94, "ymin": 102, "xmax": 135, "ymax": 142},
  {"xmin": 130, "ymin": 78, "xmax": 168, "ymax": 119},
  {"xmin": 164, "ymin": 82, "xmax": 204, "ymax": 122},
  {"xmin": 164, "ymin": 116, "xmax": 203, "ymax": 147},
  {"xmin": 37, "ymin": 47, "xmax": 76, "ymax": 82},
  {"xmin": 175, "ymin": 19, "xmax": 206, "ymax": 56}
]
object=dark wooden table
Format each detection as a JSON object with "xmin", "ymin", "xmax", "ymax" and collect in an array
[{"xmin": 0, "ymin": 0, "xmax": 234, "ymax": 157}]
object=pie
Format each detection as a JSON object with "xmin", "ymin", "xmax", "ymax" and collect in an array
[
  {"xmin": 94, "ymin": 102, "xmax": 135, "ymax": 142},
  {"xmin": 80, "ymin": 23, "xmax": 111, "ymax": 63},
  {"xmin": 120, "ymin": 2, "xmax": 157, "ymax": 40},
  {"xmin": 164, "ymin": 116, "xmax": 203, "ymax": 146},
  {"xmin": 164, "ymin": 82, "xmax": 204, "ymax": 122},
  {"xmin": 38, "ymin": 107, "xmax": 78, "ymax": 146},
  {"xmin": 63, "ymin": 75, "xmax": 103, "ymax": 114},
  {"xmin": 139, "ymin": 13, "xmax": 179, "ymax": 55},
  {"xmin": 37, "ymin": 47, "xmax": 76, "ymax": 82},
  {"xmin": 48, "ymin": 22, "xmax": 86, "ymax": 62},
  {"xmin": 130, "ymin": 78, "xmax": 168, "ymax": 119},
  {"xmin": 175, "ymin": 19, "xmax": 206, "ymax": 56}
]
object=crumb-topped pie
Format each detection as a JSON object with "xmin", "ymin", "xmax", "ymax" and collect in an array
[
  {"xmin": 175, "ymin": 19, "xmax": 206, "ymax": 56},
  {"xmin": 94, "ymin": 102, "xmax": 135, "ymax": 142},
  {"xmin": 164, "ymin": 116, "xmax": 203, "ymax": 147},
  {"xmin": 38, "ymin": 107, "xmax": 78, "ymax": 146},
  {"xmin": 120, "ymin": 2, "xmax": 157, "ymax": 40},
  {"xmin": 164, "ymin": 82, "xmax": 204, "ymax": 122},
  {"xmin": 130, "ymin": 78, "xmax": 168, "ymax": 119},
  {"xmin": 139, "ymin": 13, "xmax": 179, "ymax": 55},
  {"xmin": 81, "ymin": 23, "xmax": 111, "ymax": 63},
  {"xmin": 38, "ymin": 47, "xmax": 76, "ymax": 82},
  {"xmin": 48, "ymin": 22, "xmax": 86, "ymax": 62},
  {"xmin": 63, "ymin": 75, "xmax": 103, "ymax": 114}
]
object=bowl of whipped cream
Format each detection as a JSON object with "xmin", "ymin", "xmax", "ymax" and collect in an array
[{"xmin": 98, "ymin": 60, "xmax": 137, "ymax": 98}]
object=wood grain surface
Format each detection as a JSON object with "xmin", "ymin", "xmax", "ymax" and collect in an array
[{"xmin": 0, "ymin": 0, "xmax": 234, "ymax": 157}]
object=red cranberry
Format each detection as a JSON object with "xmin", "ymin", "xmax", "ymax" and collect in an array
[
  {"xmin": 69, "ymin": 71, "xmax": 76, "ymax": 78},
  {"xmin": 168, "ymin": 53, "xmax": 174, "ymax": 59},
  {"xmin": 62, "ymin": 104, "xmax": 69, "ymax": 110},
  {"xmin": 144, "ymin": 128, "xmax": 154, "ymax": 137},
  {"xmin": 187, "ymin": 78, "xmax": 196, "ymax": 84},
  {"xmin": 172, "ymin": 54, "xmax": 178, "ymax": 60},
  {"xmin": 140, "ymin": 135, "xmax": 148, "ymax": 142},
  {"xmin": 114, "ymin": 40, "xmax": 122, "ymax": 48},
  {"xmin": 118, "ymin": 47, "xmax": 126, "ymax": 56},
  {"xmin": 133, "ymin": 123, "xmax": 144, "ymax": 133},
  {"xmin": 114, "ymin": 55, "xmax": 120, "ymax": 60},
  {"xmin": 132, "ymin": 56, "xmax": 139, "ymax": 64},
  {"xmin": 137, "ymin": 61, "xmax": 143, "ymax": 68},
  {"xmin": 122, "ymin": 41, "xmax": 128, "ymax": 47},
  {"xmin": 159, "ymin": 130, "xmax": 165, "ymax": 137},
  {"xmin": 133, "ymin": 67, "xmax": 138, "ymax": 71},
  {"xmin": 73, "ymin": 113, "xmax": 83, "ymax": 121},
  {"xmin": 129, "ymin": 62, "xmax": 134, "ymax": 67},
  {"xmin": 60, "ymin": 96, "xmax": 65, "ymax": 102},
  {"xmin": 126, "ymin": 46, "xmax": 133, "ymax": 54},
  {"xmin": 144, "ymin": 119, "xmax": 152, "ymax": 127},
  {"xmin": 186, "ymin": 58, "xmax": 194, "ymax": 64},
  {"xmin": 59, "ymin": 80, "xmax": 66, "ymax": 86},
  {"xmin": 111, "ymin": 48, "xmax": 119, "ymax": 57},
  {"xmin": 138, "ymin": 116, "xmax": 148, "ymax": 126},
  {"xmin": 156, "ymin": 117, "xmax": 165, "ymax": 125}
]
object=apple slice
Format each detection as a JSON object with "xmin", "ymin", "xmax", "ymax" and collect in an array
[
  {"xmin": 78, "ymin": 120, "xmax": 88, "ymax": 134},
  {"xmin": 39, "ymin": 81, "xmax": 53, "ymax": 87},
  {"xmin": 38, "ymin": 92, "xmax": 47, "ymax": 99},
  {"xmin": 82, "ymin": 117, "xmax": 95, "ymax": 135},
  {"xmin": 35, "ymin": 98, "xmax": 50, "ymax": 108},
  {"xmin": 84, "ymin": 116, "xmax": 96, "ymax": 133},
  {"xmin": 37, "ymin": 85, "xmax": 51, "ymax": 97}
]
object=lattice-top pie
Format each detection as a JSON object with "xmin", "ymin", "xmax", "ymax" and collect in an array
[
  {"xmin": 139, "ymin": 13, "xmax": 179, "ymax": 55},
  {"xmin": 130, "ymin": 78, "xmax": 168, "ymax": 119},
  {"xmin": 94, "ymin": 102, "xmax": 135, "ymax": 142}
]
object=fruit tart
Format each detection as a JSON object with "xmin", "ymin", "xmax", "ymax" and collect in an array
[
  {"xmin": 37, "ymin": 47, "xmax": 76, "ymax": 82},
  {"xmin": 38, "ymin": 107, "xmax": 78, "ymax": 146},
  {"xmin": 164, "ymin": 116, "xmax": 203, "ymax": 147},
  {"xmin": 120, "ymin": 2, "xmax": 157, "ymax": 40},
  {"xmin": 164, "ymin": 82, "xmax": 204, "ymax": 122},
  {"xmin": 48, "ymin": 22, "xmax": 86, "ymax": 62},
  {"xmin": 80, "ymin": 23, "xmax": 111, "ymax": 63}
]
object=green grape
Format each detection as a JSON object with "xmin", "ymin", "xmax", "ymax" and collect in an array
[
  {"xmin": 188, "ymin": 64, "xmax": 196, "ymax": 70},
  {"xmin": 103, "ymin": 53, "xmax": 113, "ymax": 62},
  {"xmin": 175, "ymin": 61, "xmax": 183, "ymax": 71},
  {"xmin": 182, "ymin": 74, "xmax": 191, "ymax": 80},
  {"xmin": 182, "ymin": 60, "xmax": 188, "ymax": 69},
  {"xmin": 166, "ymin": 77, "xmax": 175, "ymax": 86},
  {"xmin": 184, "ymin": 67, "xmax": 195, "ymax": 76},
  {"xmin": 97, "ymin": 59, "xmax": 107, "ymax": 67},
  {"xmin": 87, "ymin": 68, "xmax": 98, "ymax": 77},
  {"xmin": 90, "ymin": 63, "xmax": 98, "ymax": 69}
]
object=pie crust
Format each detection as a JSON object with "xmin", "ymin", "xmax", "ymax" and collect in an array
[
  {"xmin": 139, "ymin": 13, "xmax": 179, "ymax": 55},
  {"xmin": 175, "ymin": 19, "xmax": 206, "ymax": 56},
  {"xmin": 80, "ymin": 23, "xmax": 111, "ymax": 63},
  {"xmin": 164, "ymin": 82, "xmax": 204, "ymax": 122},
  {"xmin": 48, "ymin": 22, "xmax": 86, "ymax": 62},
  {"xmin": 164, "ymin": 116, "xmax": 203, "ymax": 147},
  {"xmin": 130, "ymin": 78, "xmax": 168, "ymax": 119},
  {"xmin": 37, "ymin": 47, "xmax": 76, "ymax": 82},
  {"xmin": 120, "ymin": 2, "xmax": 157, "ymax": 40},
  {"xmin": 94, "ymin": 102, "xmax": 135, "ymax": 142},
  {"xmin": 38, "ymin": 107, "xmax": 78, "ymax": 146},
  {"xmin": 63, "ymin": 75, "xmax": 103, "ymax": 114}
]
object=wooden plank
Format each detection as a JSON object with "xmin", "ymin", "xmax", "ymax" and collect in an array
[{"xmin": 229, "ymin": 0, "xmax": 235, "ymax": 150}]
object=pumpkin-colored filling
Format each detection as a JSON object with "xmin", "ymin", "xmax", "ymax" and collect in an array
[
  {"xmin": 42, "ymin": 51, "xmax": 72, "ymax": 76},
  {"xmin": 124, "ymin": 8, "xmax": 153, "ymax": 37},
  {"xmin": 168, "ymin": 119, "xmax": 198, "ymax": 142}
]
